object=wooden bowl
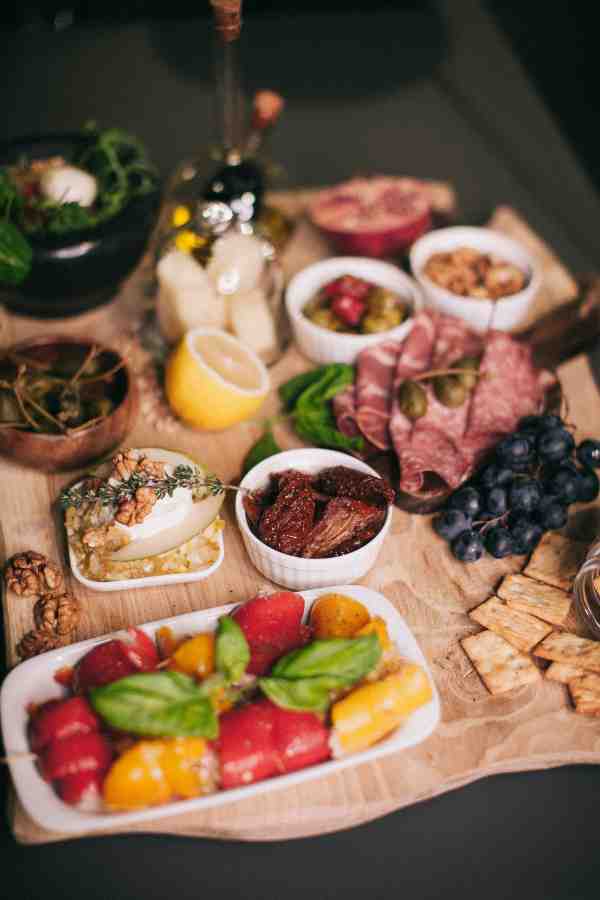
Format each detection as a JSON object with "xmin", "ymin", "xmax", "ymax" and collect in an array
[{"xmin": 0, "ymin": 336, "xmax": 138, "ymax": 472}]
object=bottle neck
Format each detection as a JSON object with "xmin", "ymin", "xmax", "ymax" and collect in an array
[{"xmin": 214, "ymin": 35, "xmax": 244, "ymax": 163}]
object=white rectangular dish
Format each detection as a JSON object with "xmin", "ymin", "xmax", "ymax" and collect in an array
[
  {"xmin": 0, "ymin": 585, "xmax": 440, "ymax": 835},
  {"xmin": 68, "ymin": 530, "xmax": 224, "ymax": 592}
]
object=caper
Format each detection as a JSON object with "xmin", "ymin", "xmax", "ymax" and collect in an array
[
  {"xmin": 399, "ymin": 380, "xmax": 428, "ymax": 420},
  {"xmin": 433, "ymin": 375, "xmax": 467, "ymax": 408},
  {"xmin": 453, "ymin": 355, "xmax": 481, "ymax": 390}
]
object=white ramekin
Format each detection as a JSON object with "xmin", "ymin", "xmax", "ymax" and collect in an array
[
  {"xmin": 409, "ymin": 226, "xmax": 542, "ymax": 332},
  {"xmin": 235, "ymin": 448, "xmax": 393, "ymax": 590},
  {"xmin": 285, "ymin": 257, "xmax": 423, "ymax": 365}
]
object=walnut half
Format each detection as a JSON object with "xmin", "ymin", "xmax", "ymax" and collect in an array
[
  {"xmin": 17, "ymin": 629, "xmax": 62, "ymax": 660},
  {"xmin": 34, "ymin": 592, "xmax": 80, "ymax": 636},
  {"xmin": 4, "ymin": 551, "xmax": 64, "ymax": 598}
]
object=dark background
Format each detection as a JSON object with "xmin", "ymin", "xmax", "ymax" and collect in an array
[{"xmin": 2, "ymin": 2, "xmax": 600, "ymax": 898}]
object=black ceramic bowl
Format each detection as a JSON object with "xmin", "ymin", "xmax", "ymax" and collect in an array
[{"xmin": 0, "ymin": 132, "xmax": 161, "ymax": 318}]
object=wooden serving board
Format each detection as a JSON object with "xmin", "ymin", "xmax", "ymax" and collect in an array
[{"xmin": 2, "ymin": 190, "xmax": 600, "ymax": 845}]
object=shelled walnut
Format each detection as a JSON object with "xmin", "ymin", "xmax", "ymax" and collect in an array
[
  {"xmin": 4, "ymin": 551, "xmax": 64, "ymax": 598},
  {"xmin": 17, "ymin": 629, "xmax": 62, "ymax": 660},
  {"xmin": 34, "ymin": 592, "xmax": 80, "ymax": 636},
  {"xmin": 115, "ymin": 486, "xmax": 159, "ymax": 525}
]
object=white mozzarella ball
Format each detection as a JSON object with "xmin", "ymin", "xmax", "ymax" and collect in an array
[{"xmin": 39, "ymin": 164, "xmax": 98, "ymax": 208}]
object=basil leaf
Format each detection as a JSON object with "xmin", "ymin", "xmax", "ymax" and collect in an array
[
  {"xmin": 242, "ymin": 424, "xmax": 281, "ymax": 476},
  {"xmin": 0, "ymin": 220, "xmax": 32, "ymax": 287},
  {"xmin": 272, "ymin": 634, "xmax": 381, "ymax": 683},
  {"xmin": 215, "ymin": 616, "xmax": 250, "ymax": 684},
  {"xmin": 90, "ymin": 671, "xmax": 218, "ymax": 739},
  {"xmin": 259, "ymin": 674, "xmax": 346, "ymax": 712}
]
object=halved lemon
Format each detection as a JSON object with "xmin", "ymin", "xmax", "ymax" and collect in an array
[{"xmin": 165, "ymin": 328, "xmax": 270, "ymax": 430}]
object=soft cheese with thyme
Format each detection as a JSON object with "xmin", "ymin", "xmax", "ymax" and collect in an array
[
  {"xmin": 62, "ymin": 447, "xmax": 226, "ymax": 582},
  {"xmin": 113, "ymin": 465, "xmax": 194, "ymax": 542}
]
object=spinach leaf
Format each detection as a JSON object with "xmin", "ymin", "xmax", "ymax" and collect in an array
[
  {"xmin": 242, "ymin": 423, "xmax": 281, "ymax": 475},
  {"xmin": 259, "ymin": 674, "xmax": 347, "ymax": 713},
  {"xmin": 215, "ymin": 616, "xmax": 250, "ymax": 684},
  {"xmin": 90, "ymin": 671, "xmax": 218, "ymax": 739},
  {"xmin": 272, "ymin": 634, "xmax": 380, "ymax": 682},
  {"xmin": 279, "ymin": 367, "xmax": 330, "ymax": 411}
]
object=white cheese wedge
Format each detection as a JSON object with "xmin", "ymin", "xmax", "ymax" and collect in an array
[
  {"xmin": 229, "ymin": 287, "xmax": 278, "ymax": 364},
  {"xmin": 156, "ymin": 249, "xmax": 226, "ymax": 343}
]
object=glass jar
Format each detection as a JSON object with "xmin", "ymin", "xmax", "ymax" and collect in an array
[
  {"xmin": 154, "ymin": 201, "xmax": 286, "ymax": 366},
  {"xmin": 573, "ymin": 539, "xmax": 600, "ymax": 638}
]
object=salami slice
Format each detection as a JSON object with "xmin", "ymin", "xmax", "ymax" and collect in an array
[
  {"xmin": 463, "ymin": 330, "xmax": 549, "ymax": 463},
  {"xmin": 355, "ymin": 340, "xmax": 402, "ymax": 450},
  {"xmin": 390, "ymin": 312, "xmax": 484, "ymax": 493}
]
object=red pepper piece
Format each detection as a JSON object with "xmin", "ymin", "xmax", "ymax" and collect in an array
[
  {"xmin": 30, "ymin": 696, "xmax": 100, "ymax": 753},
  {"xmin": 57, "ymin": 770, "xmax": 103, "ymax": 808},
  {"xmin": 218, "ymin": 699, "xmax": 278, "ymax": 789},
  {"xmin": 272, "ymin": 705, "xmax": 331, "ymax": 774},
  {"xmin": 73, "ymin": 628, "xmax": 158, "ymax": 693},
  {"xmin": 232, "ymin": 592, "xmax": 308, "ymax": 675},
  {"xmin": 330, "ymin": 294, "xmax": 366, "ymax": 327},
  {"xmin": 40, "ymin": 732, "xmax": 113, "ymax": 782},
  {"xmin": 322, "ymin": 275, "xmax": 371, "ymax": 301}
]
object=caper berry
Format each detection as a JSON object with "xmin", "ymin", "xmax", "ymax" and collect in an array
[
  {"xmin": 433, "ymin": 375, "xmax": 467, "ymax": 408},
  {"xmin": 453, "ymin": 355, "xmax": 480, "ymax": 390},
  {"xmin": 399, "ymin": 380, "xmax": 428, "ymax": 420}
]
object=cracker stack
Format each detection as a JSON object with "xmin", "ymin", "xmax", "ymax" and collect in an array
[{"xmin": 460, "ymin": 533, "xmax": 600, "ymax": 716}]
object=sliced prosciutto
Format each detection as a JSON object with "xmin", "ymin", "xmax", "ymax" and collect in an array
[{"xmin": 355, "ymin": 340, "xmax": 402, "ymax": 450}]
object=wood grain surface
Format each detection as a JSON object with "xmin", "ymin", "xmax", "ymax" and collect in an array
[{"xmin": 2, "ymin": 190, "xmax": 599, "ymax": 845}]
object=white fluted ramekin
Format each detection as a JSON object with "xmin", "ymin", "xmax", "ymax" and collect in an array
[
  {"xmin": 235, "ymin": 449, "xmax": 393, "ymax": 590},
  {"xmin": 409, "ymin": 226, "xmax": 541, "ymax": 332},
  {"xmin": 285, "ymin": 257, "xmax": 422, "ymax": 365}
]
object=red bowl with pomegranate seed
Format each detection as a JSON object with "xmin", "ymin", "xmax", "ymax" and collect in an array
[
  {"xmin": 308, "ymin": 176, "xmax": 432, "ymax": 258},
  {"xmin": 286, "ymin": 257, "xmax": 422, "ymax": 364}
]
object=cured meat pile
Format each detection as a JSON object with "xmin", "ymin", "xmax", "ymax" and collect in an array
[
  {"xmin": 243, "ymin": 466, "xmax": 394, "ymax": 558},
  {"xmin": 332, "ymin": 310, "xmax": 551, "ymax": 496}
]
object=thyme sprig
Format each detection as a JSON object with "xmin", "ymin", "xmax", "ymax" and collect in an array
[{"xmin": 60, "ymin": 464, "xmax": 229, "ymax": 510}]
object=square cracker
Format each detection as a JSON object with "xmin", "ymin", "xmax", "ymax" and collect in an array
[
  {"xmin": 544, "ymin": 661, "xmax": 585, "ymax": 684},
  {"xmin": 461, "ymin": 630, "xmax": 541, "ymax": 695},
  {"xmin": 469, "ymin": 597, "xmax": 552, "ymax": 653},
  {"xmin": 497, "ymin": 574, "xmax": 571, "ymax": 627},
  {"xmin": 534, "ymin": 631, "xmax": 600, "ymax": 674},
  {"xmin": 568, "ymin": 673, "xmax": 600, "ymax": 716},
  {"xmin": 524, "ymin": 532, "xmax": 587, "ymax": 591}
]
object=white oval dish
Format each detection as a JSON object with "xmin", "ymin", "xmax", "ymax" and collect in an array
[
  {"xmin": 285, "ymin": 256, "xmax": 423, "ymax": 364},
  {"xmin": 236, "ymin": 448, "xmax": 393, "ymax": 590},
  {"xmin": 409, "ymin": 226, "xmax": 541, "ymax": 332},
  {"xmin": 0, "ymin": 585, "xmax": 440, "ymax": 835},
  {"xmin": 68, "ymin": 528, "xmax": 224, "ymax": 592}
]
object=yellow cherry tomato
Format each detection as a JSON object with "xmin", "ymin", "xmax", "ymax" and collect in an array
[
  {"xmin": 169, "ymin": 633, "xmax": 215, "ymax": 680},
  {"xmin": 310, "ymin": 593, "xmax": 371, "ymax": 639},
  {"xmin": 161, "ymin": 738, "xmax": 210, "ymax": 798},
  {"xmin": 103, "ymin": 741, "xmax": 171, "ymax": 811},
  {"xmin": 354, "ymin": 616, "xmax": 391, "ymax": 650}
]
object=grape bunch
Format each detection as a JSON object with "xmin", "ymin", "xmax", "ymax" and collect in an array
[{"xmin": 433, "ymin": 414, "xmax": 600, "ymax": 563}]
